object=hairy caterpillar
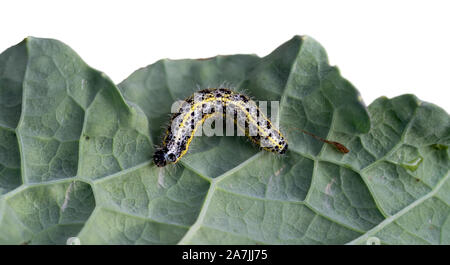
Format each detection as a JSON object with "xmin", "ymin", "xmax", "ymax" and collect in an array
[
  {"xmin": 153, "ymin": 88, "xmax": 349, "ymax": 167},
  {"xmin": 153, "ymin": 88, "xmax": 288, "ymax": 167}
]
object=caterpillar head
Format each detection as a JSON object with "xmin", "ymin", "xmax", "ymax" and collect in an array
[{"xmin": 153, "ymin": 148, "xmax": 178, "ymax": 167}]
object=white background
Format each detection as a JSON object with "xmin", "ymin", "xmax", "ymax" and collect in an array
[{"xmin": 1, "ymin": 0, "xmax": 449, "ymax": 112}]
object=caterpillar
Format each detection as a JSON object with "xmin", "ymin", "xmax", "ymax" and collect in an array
[
  {"xmin": 153, "ymin": 88, "xmax": 349, "ymax": 167},
  {"xmin": 153, "ymin": 88, "xmax": 288, "ymax": 167}
]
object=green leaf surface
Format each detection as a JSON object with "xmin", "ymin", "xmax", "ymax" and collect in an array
[{"xmin": 0, "ymin": 36, "xmax": 448, "ymax": 244}]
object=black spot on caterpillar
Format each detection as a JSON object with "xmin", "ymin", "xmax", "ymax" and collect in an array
[{"xmin": 153, "ymin": 88, "xmax": 288, "ymax": 167}]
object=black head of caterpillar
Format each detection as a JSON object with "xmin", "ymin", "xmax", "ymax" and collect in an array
[
  {"xmin": 153, "ymin": 88, "xmax": 288, "ymax": 167},
  {"xmin": 153, "ymin": 147, "xmax": 177, "ymax": 167}
]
